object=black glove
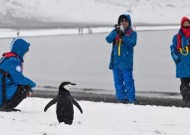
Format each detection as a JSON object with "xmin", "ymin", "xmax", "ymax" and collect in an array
[
  {"xmin": 118, "ymin": 30, "xmax": 125, "ymax": 37},
  {"xmin": 114, "ymin": 25, "xmax": 125, "ymax": 37},
  {"xmin": 114, "ymin": 24, "xmax": 120, "ymax": 33}
]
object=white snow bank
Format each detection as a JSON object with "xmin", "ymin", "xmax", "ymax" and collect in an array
[
  {"xmin": 0, "ymin": 98, "xmax": 190, "ymax": 135},
  {"xmin": 0, "ymin": 0, "xmax": 190, "ymax": 25}
]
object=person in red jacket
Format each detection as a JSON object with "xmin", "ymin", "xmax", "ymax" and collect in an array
[{"xmin": 170, "ymin": 16, "xmax": 190, "ymax": 106}]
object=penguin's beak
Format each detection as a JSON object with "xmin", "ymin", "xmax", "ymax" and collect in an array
[{"xmin": 70, "ymin": 83, "xmax": 76, "ymax": 86}]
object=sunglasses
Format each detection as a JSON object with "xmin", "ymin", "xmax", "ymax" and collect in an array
[{"xmin": 121, "ymin": 19, "xmax": 128, "ymax": 23}]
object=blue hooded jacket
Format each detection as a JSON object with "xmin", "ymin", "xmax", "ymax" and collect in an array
[
  {"xmin": 0, "ymin": 38, "xmax": 36, "ymax": 105},
  {"xmin": 105, "ymin": 14, "xmax": 137, "ymax": 70},
  {"xmin": 170, "ymin": 17, "xmax": 190, "ymax": 78},
  {"xmin": 170, "ymin": 31, "xmax": 190, "ymax": 78}
]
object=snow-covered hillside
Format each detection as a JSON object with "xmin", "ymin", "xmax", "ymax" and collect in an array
[{"xmin": 0, "ymin": 0, "xmax": 190, "ymax": 28}]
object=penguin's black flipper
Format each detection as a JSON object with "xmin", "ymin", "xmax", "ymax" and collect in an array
[
  {"xmin": 72, "ymin": 98, "xmax": 83, "ymax": 113},
  {"xmin": 44, "ymin": 97, "xmax": 59, "ymax": 112}
]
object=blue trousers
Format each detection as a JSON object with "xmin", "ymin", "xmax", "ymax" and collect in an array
[{"xmin": 112, "ymin": 68, "xmax": 136, "ymax": 102}]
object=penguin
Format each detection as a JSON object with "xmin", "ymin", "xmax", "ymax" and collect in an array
[{"xmin": 44, "ymin": 82, "xmax": 83, "ymax": 125}]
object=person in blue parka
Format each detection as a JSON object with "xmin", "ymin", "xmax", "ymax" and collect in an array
[
  {"xmin": 105, "ymin": 14, "xmax": 137, "ymax": 103},
  {"xmin": 0, "ymin": 38, "xmax": 36, "ymax": 111},
  {"xmin": 170, "ymin": 16, "xmax": 190, "ymax": 106}
]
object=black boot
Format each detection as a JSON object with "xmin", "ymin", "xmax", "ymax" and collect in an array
[
  {"xmin": 0, "ymin": 103, "xmax": 21, "ymax": 112},
  {"xmin": 180, "ymin": 85, "xmax": 190, "ymax": 107},
  {"xmin": 0, "ymin": 107, "xmax": 21, "ymax": 112}
]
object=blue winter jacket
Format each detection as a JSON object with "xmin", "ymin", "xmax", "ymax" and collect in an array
[
  {"xmin": 170, "ymin": 30, "xmax": 190, "ymax": 78},
  {"xmin": 0, "ymin": 38, "xmax": 36, "ymax": 105},
  {"xmin": 105, "ymin": 14, "xmax": 137, "ymax": 71}
]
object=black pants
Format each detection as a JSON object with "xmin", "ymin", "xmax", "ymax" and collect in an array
[
  {"xmin": 0, "ymin": 85, "xmax": 30, "ymax": 109},
  {"xmin": 180, "ymin": 78, "xmax": 190, "ymax": 104}
]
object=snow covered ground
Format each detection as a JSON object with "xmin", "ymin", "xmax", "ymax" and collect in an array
[
  {"xmin": 1, "ymin": 1, "xmax": 190, "ymax": 134},
  {"xmin": 0, "ymin": 97, "xmax": 190, "ymax": 135},
  {"xmin": 0, "ymin": 0, "xmax": 190, "ymax": 26}
]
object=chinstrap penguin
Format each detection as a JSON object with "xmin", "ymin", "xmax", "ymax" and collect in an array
[{"xmin": 44, "ymin": 82, "xmax": 83, "ymax": 125}]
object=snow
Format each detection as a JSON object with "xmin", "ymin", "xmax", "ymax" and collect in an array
[
  {"xmin": 0, "ymin": 97, "xmax": 190, "ymax": 135},
  {"xmin": 0, "ymin": 0, "xmax": 187, "ymax": 38},
  {"xmin": 0, "ymin": 0, "xmax": 190, "ymax": 25},
  {"xmin": 0, "ymin": 1, "xmax": 190, "ymax": 134}
]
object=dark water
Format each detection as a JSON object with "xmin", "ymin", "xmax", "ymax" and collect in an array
[{"xmin": 0, "ymin": 29, "xmax": 180, "ymax": 92}]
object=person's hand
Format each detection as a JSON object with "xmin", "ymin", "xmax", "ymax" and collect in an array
[
  {"xmin": 27, "ymin": 91, "xmax": 33, "ymax": 97},
  {"xmin": 114, "ymin": 24, "xmax": 120, "ymax": 33},
  {"xmin": 114, "ymin": 25, "xmax": 125, "ymax": 37},
  {"xmin": 118, "ymin": 30, "xmax": 125, "ymax": 37}
]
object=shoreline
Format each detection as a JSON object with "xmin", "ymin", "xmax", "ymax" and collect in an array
[
  {"xmin": 0, "ymin": 22, "xmax": 179, "ymax": 30},
  {"xmin": 0, "ymin": 25, "xmax": 179, "ymax": 39}
]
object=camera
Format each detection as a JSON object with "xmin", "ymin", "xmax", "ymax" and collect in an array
[{"xmin": 114, "ymin": 24, "xmax": 124, "ymax": 33}]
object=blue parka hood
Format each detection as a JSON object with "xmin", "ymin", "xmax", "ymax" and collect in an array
[
  {"xmin": 118, "ymin": 14, "xmax": 132, "ymax": 27},
  {"xmin": 10, "ymin": 38, "xmax": 30, "ymax": 62}
]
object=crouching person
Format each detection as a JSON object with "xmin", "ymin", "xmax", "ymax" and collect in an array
[{"xmin": 0, "ymin": 38, "xmax": 36, "ymax": 112}]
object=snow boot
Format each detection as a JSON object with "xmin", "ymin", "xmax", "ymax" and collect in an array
[
  {"xmin": 180, "ymin": 85, "xmax": 190, "ymax": 106},
  {"xmin": 0, "ymin": 107, "xmax": 21, "ymax": 112}
]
